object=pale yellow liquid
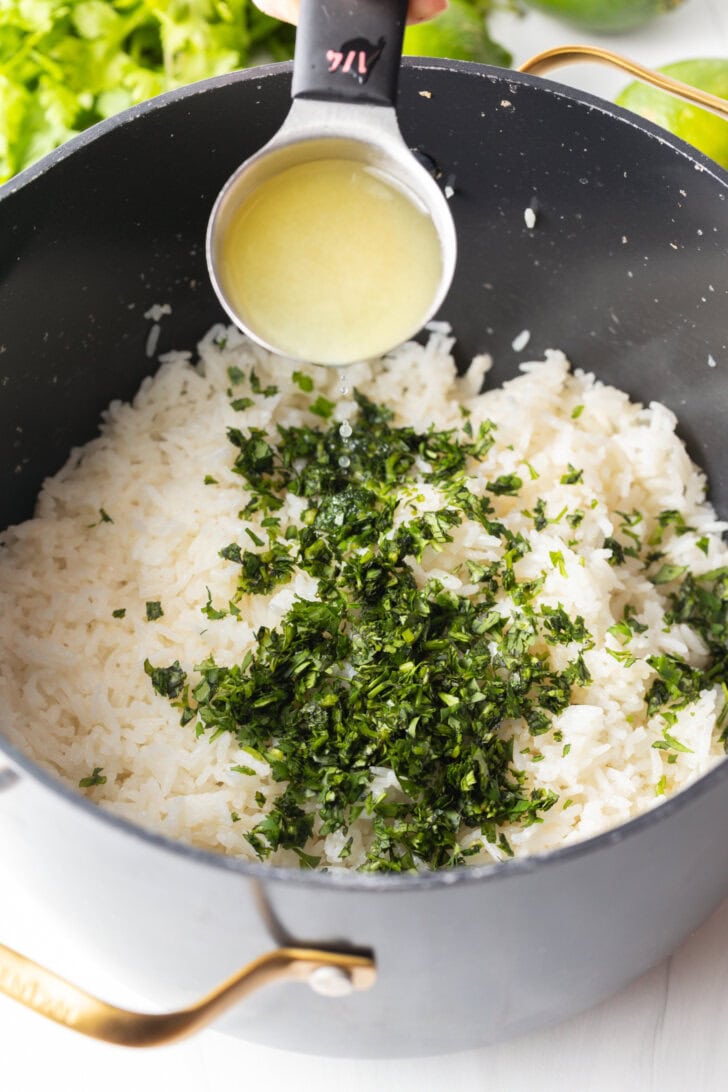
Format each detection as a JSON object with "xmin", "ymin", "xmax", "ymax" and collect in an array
[{"xmin": 220, "ymin": 159, "xmax": 443, "ymax": 365}]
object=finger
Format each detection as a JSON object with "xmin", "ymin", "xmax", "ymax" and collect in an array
[
  {"xmin": 255, "ymin": 0, "xmax": 300, "ymax": 24},
  {"xmin": 407, "ymin": 0, "xmax": 448, "ymax": 23},
  {"xmin": 253, "ymin": 0, "xmax": 449, "ymax": 28}
]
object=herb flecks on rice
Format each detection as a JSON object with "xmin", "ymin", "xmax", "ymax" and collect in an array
[
  {"xmin": 155, "ymin": 399, "xmax": 588, "ymax": 871},
  {"xmin": 146, "ymin": 384, "xmax": 728, "ymax": 872},
  {"xmin": 2, "ymin": 326, "xmax": 727, "ymax": 870}
]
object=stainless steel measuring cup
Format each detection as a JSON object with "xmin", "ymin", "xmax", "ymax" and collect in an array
[{"xmin": 206, "ymin": 0, "xmax": 457, "ymax": 365}]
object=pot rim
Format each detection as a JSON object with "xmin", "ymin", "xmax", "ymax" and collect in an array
[{"xmin": 2, "ymin": 56, "xmax": 728, "ymax": 893}]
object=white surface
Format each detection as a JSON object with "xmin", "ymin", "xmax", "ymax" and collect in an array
[{"xmin": 2, "ymin": 1, "xmax": 728, "ymax": 1088}]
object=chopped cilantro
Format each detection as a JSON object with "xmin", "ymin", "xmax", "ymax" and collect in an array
[
  {"xmin": 112, "ymin": 608, "xmax": 126, "ymax": 619},
  {"xmin": 549, "ymin": 550, "xmax": 567, "ymax": 577},
  {"xmin": 146, "ymin": 397, "xmax": 598, "ymax": 869},
  {"xmin": 571, "ymin": 404, "xmax": 584, "ymax": 419},
  {"xmin": 250, "ymin": 369, "xmax": 278, "ymax": 397},
  {"xmin": 88, "ymin": 508, "xmax": 113, "ymax": 527},
  {"xmin": 231, "ymin": 397, "xmax": 254, "ymax": 412},
  {"xmin": 645, "ymin": 653, "xmax": 705, "ymax": 718},
  {"xmin": 145, "ymin": 600, "xmax": 163, "ymax": 621},
  {"xmin": 529, "ymin": 498, "xmax": 549, "ymax": 531},
  {"xmin": 560, "ymin": 464, "xmax": 583, "ymax": 485},
  {"xmin": 525, "ymin": 498, "xmax": 567, "ymax": 530},
  {"xmin": 226, "ymin": 541, "xmax": 296, "ymax": 596},
  {"xmin": 202, "ymin": 588, "xmax": 227, "ymax": 621},
  {"xmin": 310, "ymin": 395, "xmax": 336, "ymax": 419},
  {"xmin": 294, "ymin": 848, "xmax": 323, "ymax": 870},
  {"xmin": 79, "ymin": 767, "xmax": 107, "ymax": 788},
  {"xmin": 652, "ymin": 729, "xmax": 693, "ymax": 754},
  {"xmin": 651, "ymin": 564, "xmax": 688, "ymax": 585},
  {"xmin": 220, "ymin": 542, "xmax": 243, "ymax": 564},
  {"xmin": 140, "ymin": 383, "xmax": 728, "ymax": 869},
  {"xmin": 603, "ymin": 536, "xmax": 639, "ymax": 565},
  {"xmin": 648, "ymin": 509, "xmax": 694, "ymax": 546},
  {"xmin": 292, "ymin": 370, "xmax": 314, "ymax": 392},
  {"xmin": 607, "ymin": 620, "xmax": 633, "ymax": 644},
  {"xmin": 623, "ymin": 605, "xmax": 648, "ymax": 634},
  {"xmin": 204, "ymin": 475, "xmax": 218, "ymax": 485},
  {"xmin": 606, "ymin": 647, "xmax": 637, "ymax": 667},
  {"xmin": 144, "ymin": 659, "xmax": 186, "ymax": 698},
  {"xmin": 486, "ymin": 473, "xmax": 522, "ymax": 496}
]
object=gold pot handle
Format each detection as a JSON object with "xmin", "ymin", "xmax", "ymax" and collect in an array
[
  {"xmin": 519, "ymin": 45, "xmax": 728, "ymax": 120},
  {"xmin": 0, "ymin": 939, "xmax": 375, "ymax": 1047}
]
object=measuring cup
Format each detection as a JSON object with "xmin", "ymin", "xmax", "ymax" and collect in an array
[{"xmin": 206, "ymin": 0, "xmax": 457, "ymax": 365}]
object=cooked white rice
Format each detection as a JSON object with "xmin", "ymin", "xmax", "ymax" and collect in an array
[{"xmin": 1, "ymin": 324, "xmax": 726, "ymax": 869}]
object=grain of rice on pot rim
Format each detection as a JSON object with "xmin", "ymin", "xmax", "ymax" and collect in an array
[{"xmin": 1, "ymin": 323, "xmax": 726, "ymax": 872}]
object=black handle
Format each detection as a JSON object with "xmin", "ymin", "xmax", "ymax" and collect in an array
[{"xmin": 292, "ymin": 0, "xmax": 409, "ymax": 108}]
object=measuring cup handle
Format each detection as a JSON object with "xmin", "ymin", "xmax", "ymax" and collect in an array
[{"xmin": 292, "ymin": 0, "xmax": 409, "ymax": 108}]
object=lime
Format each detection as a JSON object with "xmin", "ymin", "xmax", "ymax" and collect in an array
[
  {"xmin": 616, "ymin": 59, "xmax": 728, "ymax": 170},
  {"xmin": 520, "ymin": 0, "xmax": 684, "ymax": 34}
]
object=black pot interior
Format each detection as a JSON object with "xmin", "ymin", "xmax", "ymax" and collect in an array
[{"xmin": 1, "ymin": 59, "xmax": 727, "ymax": 534}]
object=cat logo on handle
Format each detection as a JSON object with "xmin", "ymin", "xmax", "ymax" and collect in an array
[{"xmin": 326, "ymin": 37, "xmax": 385, "ymax": 84}]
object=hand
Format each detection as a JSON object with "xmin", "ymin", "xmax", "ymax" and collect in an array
[{"xmin": 254, "ymin": 0, "xmax": 448, "ymax": 26}]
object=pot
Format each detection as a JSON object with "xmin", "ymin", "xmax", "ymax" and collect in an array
[{"xmin": 1, "ymin": 51, "xmax": 728, "ymax": 1058}]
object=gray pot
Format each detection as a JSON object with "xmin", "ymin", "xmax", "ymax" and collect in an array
[{"xmin": 1, "ymin": 56, "xmax": 727, "ymax": 1057}]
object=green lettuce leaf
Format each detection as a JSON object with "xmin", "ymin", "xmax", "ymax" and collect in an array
[{"xmin": 0, "ymin": 0, "xmax": 296, "ymax": 181}]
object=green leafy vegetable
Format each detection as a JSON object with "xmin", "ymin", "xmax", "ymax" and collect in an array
[
  {"xmin": 651, "ymin": 563, "xmax": 689, "ymax": 585},
  {"xmin": 145, "ymin": 600, "xmax": 163, "ymax": 621},
  {"xmin": 231, "ymin": 397, "xmax": 254, "ymax": 412},
  {"xmin": 652, "ymin": 729, "xmax": 693, "ymax": 754},
  {"xmin": 310, "ymin": 395, "xmax": 335, "ymax": 420},
  {"xmin": 88, "ymin": 507, "xmax": 113, "ymax": 527},
  {"xmin": 138, "ymin": 372, "xmax": 728, "ymax": 869},
  {"xmin": 560, "ymin": 464, "xmax": 583, "ymax": 485},
  {"xmin": 0, "ymin": 0, "xmax": 298, "ymax": 183},
  {"xmin": 487, "ymin": 473, "xmax": 522, "ymax": 496},
  {"xmin": 144, "ymin": 658, "xmax": 186, "ymax": 698},
  {"xmin": 292, "ymin": 370, "xmax": 314, "ymax": 393},
  {"xmin": 202, "ymin": 587, "xmax": 227, "ymax": 621},
  {"xmin": 79, "ymin": 766, "xmax": 107, "ymax": 788},
  {"xmin": 144, "ymin": 395, "xmax": 615, "ymax": 872},
  {"xmin": 249, "ymin": 370, "xmax": 278, "ymax": 397}
]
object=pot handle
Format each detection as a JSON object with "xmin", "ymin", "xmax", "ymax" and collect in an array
[
  {"xmin": 519, "ymin": 45, "xmax": 728, "ymax": 120},
  {"xmin": 291, "ymin": 0, "xmax": 409, "ymax": 108},
  {"xmin": 0, "ymin": 939, "xmax": 376, "ymax": 1047}
]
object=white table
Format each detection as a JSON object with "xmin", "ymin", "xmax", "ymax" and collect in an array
[{"xmin": 2, "ymin": 1, "xmax": 727, "ymax": 1088}]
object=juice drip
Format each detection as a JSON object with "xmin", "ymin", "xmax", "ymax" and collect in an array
[{"xmin": 338, "ymin": 368, "xmax": 352, "ymax": 468}]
